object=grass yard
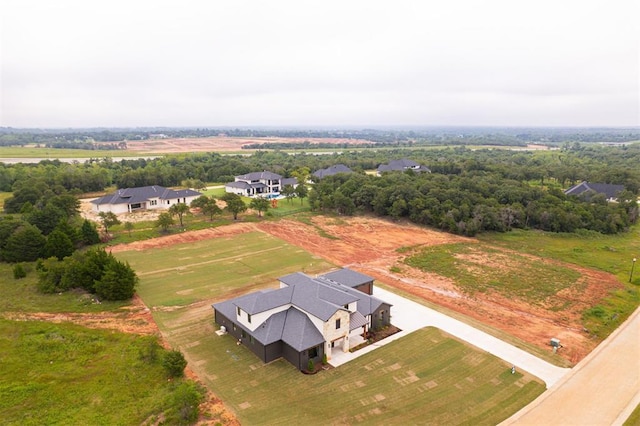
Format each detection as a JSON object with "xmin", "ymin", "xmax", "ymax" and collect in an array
[
  {"xmin": 115, "ymin": 231, "xmax": 332, "ymax": 308},
  {"xmin": 0, "ymin": 319, "xmax": 197, "ymax": 425},
  {"xmin": 115, "ymin": 230, "xmax": 546, "ymax": 424},
  {"xmin": 184, "ymin": 325, "xmax": 544, "ymax": 425},
  {"xmin": 405, "ymin": 243, "xmax": 581, "ymax": 307}
]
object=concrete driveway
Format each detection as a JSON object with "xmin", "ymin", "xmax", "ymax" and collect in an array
[{"xmin": 330, "ymin": 286, "xmax": 569, "ymax": 388}]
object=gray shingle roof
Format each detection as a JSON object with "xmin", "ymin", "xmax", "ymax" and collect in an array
[
  {"xmin": 92, "ymin": 185, "xmax": 201, "ymax": 206},
  {"xmin": 281, "ymin": 308, "xmax": 325, "ymax": 351},
  {"xmin": 377, "ymin": 159, "xmax": 430, "ymax": 173},
  {"xmin": 236, "ymin": 171, "xmax": 282, "ymax": 181},
  {"xmin": 564, "ymin": 182, "xmax": 625, "ymax": 200},
  {"xmin": 312, "ymin": 164, "xmax": 353, "ymax": 179},
  {"xmin": 320, "ymin": 268, "xmax": 373, "ymax": 288}
]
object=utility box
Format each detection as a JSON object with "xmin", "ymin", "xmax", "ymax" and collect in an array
[{"xmin": 550, "ymin": 338, "xmax": 561, "ymax": 348}]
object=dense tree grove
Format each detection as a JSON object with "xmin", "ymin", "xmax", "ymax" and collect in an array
[
  {"xmin": 36, "ymin": 248, "xmax": 138, "ymax": 301},
  {"xmin": 308, "ymin": 171, "xmax": 637, "ymax": 236},
  {"xmin": 2, "ymin": 142, "xmax": 639, "ymax": 238}
]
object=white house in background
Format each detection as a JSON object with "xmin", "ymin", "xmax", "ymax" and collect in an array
[
  {"xmin": 225, "ymin": 171, "xmax": 297, "ymax": 198},
  {"xmin": 91, "ymin": 185, "xmax": 202, "ymax": 214}
]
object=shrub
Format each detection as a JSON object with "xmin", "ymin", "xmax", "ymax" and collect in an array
[
  {"xmin": 163, "ymin": 349, "xmax": 188, "ymax": 378},
  {"xmin": 13, "ymin": 263, "xmax": 26, "ymax": 279},
  {"xmin": 307, "ymin": 359, "xmax": 315, "ymax": 373},
  {"xmin": 164, "ymin": 381, "xmax": 205, "ymax": 425}
]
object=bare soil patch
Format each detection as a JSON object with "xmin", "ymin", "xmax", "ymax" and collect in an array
[
  {"xmin": 256, "ymin": 216, "xmax": 621, "ymax": 363},
  {"xmin": 108, "ymin": 222, "xmax": 257, "ymax": 253},
  {"xmin": 125, "ymin": 136, "xmax": 374, "ymax": 153}
]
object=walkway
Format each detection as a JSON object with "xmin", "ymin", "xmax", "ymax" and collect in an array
[
  {"xmin": 330, "ymin": 286, "xmax": 569, "ymax": 388},
  {"xmin": 501, "ymin": 305, "xmax": 640, "ymax": 425}
]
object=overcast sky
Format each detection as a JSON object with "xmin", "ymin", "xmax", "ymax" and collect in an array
[{"xmin": 1, "ymin": 0, "xmax": 638, "ymax": 128}]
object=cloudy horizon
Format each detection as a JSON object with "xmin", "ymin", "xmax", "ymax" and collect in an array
[{"xmin": 1, "ymin": 1, "xmax": 638, "ymax": 129}]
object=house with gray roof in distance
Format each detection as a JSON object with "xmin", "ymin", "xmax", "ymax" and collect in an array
[
  {"xmin": 312, "ymin": 164, "xmax": 353, "ymax": 180},
  {"xmin": 564, "ymin": 181, "xmax": 625, "ymax": 202},
  {"xmin": 225, "ymin": 171, "xmax": 297, "ymax": 198},
  {"xmin": 376, "ymin": 158, "xmax": 431, "ymax": 176},
  {"xmin": 212, "ymin": 268, "xmax": 392, "ymax": 371},
  {"xmin": 91, "ymin": 185, "xmax": 202, "ymax": 214}
]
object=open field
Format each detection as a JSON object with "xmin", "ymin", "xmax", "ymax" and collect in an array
[
  {"xmin": 124, "ymin": 136, "xmax": 375, "ymax": 153},
  {"xmin": 0, "ymin": 146, "xmax": 154, "ymax": 158},
  {"xmin": 0, "ymin": 319, "xmax": 192, "ymax": 425},
  {"xmin": 113, "ymin": 232, "xmax": 545, "ymax": 424}
]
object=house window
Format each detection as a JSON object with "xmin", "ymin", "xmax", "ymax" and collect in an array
[
  {"xmin": 241, "ymin": 330, "xmax": 246, "ymax": 339},
  {"xmin": 150, "ymin": 200, "xmax": 157, "ymax": 206},
  {"xmin": 335, "ymin": 319, "xmax": 341, "ymax": 330},
  {"xmin": 308, "ymin": 346, "xmax": 318, "ymax": 358},
  {"xmin": 250, "ymin": 336, "xmax": 254, "ymax": 344},
  {"xmin": 237, "ymin": 306, "xmax": 241, "ymax": 316},
  {"xmin": 247, "ymin": 314, "xmax": 252, "ymax": 323},
  {"xmin": 344, "ymin": 304, "xmax": 349, "ymax": 309}
]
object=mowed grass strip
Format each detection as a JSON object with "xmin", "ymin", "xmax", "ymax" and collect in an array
[
  {"xmin": 405, "ymin": 243, "xmax": 581, "ymax": 306},
  {"xmin": 115, "ymin": 231, "xmax": 333, "ymax": 307},
  {"xmin": 186, "ymin": 326, "xmax": 544, "ymax": 425},
  {"xmin": 0, "ymin": 319, "xmax": 179, "ymax": 425}
]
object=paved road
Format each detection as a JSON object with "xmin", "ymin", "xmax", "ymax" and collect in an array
[
  {"xmin": 501, "ymin": 305, "xmax": 640, "ymax": 426},
  {"xmin": 331, "ymin": 286, "xmax": 569, "ymax": 388}
]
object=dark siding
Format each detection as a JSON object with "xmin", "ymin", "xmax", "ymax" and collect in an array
[
  {"xmin": 214, "ymin": 310, "xmax": 269, "ymax": 363},
  {"xmin": 282, "ymin": 343, "xmax": 300, "ymax": 370},
  {"xmin": 265, "ymin": 341, "xmax": 283, "ymax": 363}
]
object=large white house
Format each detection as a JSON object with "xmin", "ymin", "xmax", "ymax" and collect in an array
[
  {"xmin": 225, "ymin": 171, "xmax": 297, "ymax": 198},
  {"xmin": 91, "ymin": 185, "xmax": 202, "ymax": 214}
]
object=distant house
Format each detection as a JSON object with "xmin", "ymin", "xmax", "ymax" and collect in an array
[
  {"xmin": 91, "ymin": 185, "xmax": 202, "ymax": 214},
  {"xmin": 564, "ymin": 182, "xmax": 625, "ymax": 202},
  {"xmin": 212, "ymin": 268, "xmax": 392, "ymax": 371},
  {"xmin": 225, "ymin": 171, "xmax": 297, "ymax": 198},
  {"xmin": 312, "ymin": 164, "xmax": 353, "ymax": 179},
  {"xmin": 377, "ymin": 159, "xmax": 431, "ymax": 176}
]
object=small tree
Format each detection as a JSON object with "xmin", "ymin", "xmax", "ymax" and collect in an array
[
  {"xmin": 80, "ymin": 219, "xmax": 100, "ymax": 245},
  {"xmin": 94, "ymin": 258, "xmax": 138, "ymax": 301},
  {"xmin": 43, "ymin": 230, "xmax": 74, "ymax": 260},
  {"xmin": 295, "ymin": 184, "xmax": 308, "ymax": 205},
  {"xmin": 192, "ymin": 196, "xmax": 222, "ymax": 221},
  {"xmin": 221, "ymin": 193, "xmax": 248, "ymax": 220},
  {"xmin": 98, "ymin": 211, "xmax": 120, "ymax": 234},
  {"xmin": 169, "ymin": 203, "xmax": 190, "ymax": 228},
  {"xmin": 322, "ymin": 353, "xmax": 328, "ymax": 365},
  {"xmin": 162, "ymin": 349, "xmax": 188, "ymax": 378},
  {"xmin": 3, "ymin": 224, "xmax": 46, "ymax": 262},
  {"xmin": 281, "ymin": 184, "xmax": 295, "ymax": 204},
  {"xmin": 156, "ymin": 212, "xmax": 175, "ymax": 233},
  {"xmin": 124, "ymin": 221, "xmax": 134, "ymax": 236},
  {"xmin": 307, "ymin": 358, "xmax": 315, "ymax": 373},
  {"xmin": 249, "ymin": 197, "xmax": 270, "ymax": 217}
]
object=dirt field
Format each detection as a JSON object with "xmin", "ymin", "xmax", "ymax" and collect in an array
[
  {"xmin": 125, "ymin": 136, "xmax": 374, "ymax": 153},
  {"xmin": 108, "ymin": 215, "xmax": 621, "ymax": 364}
]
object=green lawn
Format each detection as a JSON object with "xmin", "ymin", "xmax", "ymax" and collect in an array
[
  {"xmin": 115, "ymin": 231, "xmax": 332, "ymax": 307},
  {"xmin": 0, "ymin": 146, "xmax": 155, "ymax": 158},
  {"xmin": 177, "ymin": 324, "xmax": 545, "ymax": 425},
  {"xmin": 0, "ymin": 319, "xmax": 196, "ymax": 425},
  {"xmin": 115, "ymin": 230, "xmax": 546, "ymax": 424}
]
